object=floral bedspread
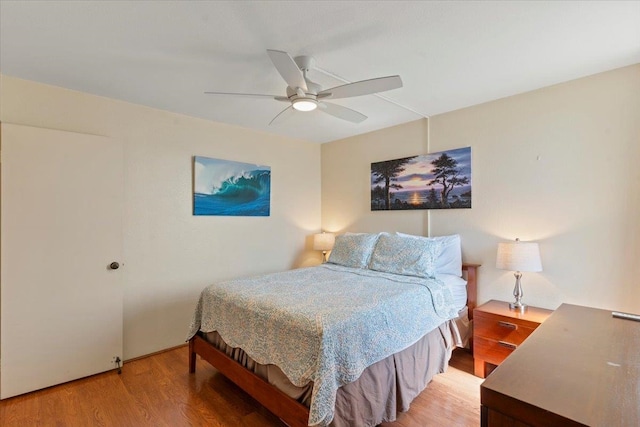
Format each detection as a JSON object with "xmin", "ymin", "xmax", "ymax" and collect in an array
[{"xmin": 186, "ymin": 264, "xmax": 458, "ymax": 426}]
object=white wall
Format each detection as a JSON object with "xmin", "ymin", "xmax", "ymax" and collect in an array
[
  {"xmin": 0, "ymin": 75, "xmax": 322, "ymax": 359},
  {"xmin": 322, "ymin": 64, "xmax": 640, "ymax": 313}
]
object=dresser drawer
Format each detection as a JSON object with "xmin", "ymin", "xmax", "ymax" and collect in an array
[
  {"xmin": 474, "ymin": 312, "xmax": 536, "ymax": 345},
  {"xmin": 473, "ymin": 336, "xmax": 519, "ymax": 366}
]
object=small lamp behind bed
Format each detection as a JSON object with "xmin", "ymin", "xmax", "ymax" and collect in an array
[
  {"xmin": 313, "ymin": 232, "xmax": 335, "ymax": 263},
  {"xmin": 496, "ymin": 238, "xmax": 542, "ymax": 313}
]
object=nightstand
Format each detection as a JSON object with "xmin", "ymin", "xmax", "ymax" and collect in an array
[{"xmin": 473, "ymin": 300, "xmax": 553, "ymax": 378}]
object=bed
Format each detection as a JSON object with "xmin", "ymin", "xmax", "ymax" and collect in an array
[{"xmin": 187, "ymin": 232, "xmax": 479, "ymax": 427}]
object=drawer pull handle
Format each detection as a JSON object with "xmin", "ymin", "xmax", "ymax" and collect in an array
[
  {"xmin": 498, "ymin": 321, "xmax": 517, "ymax": 330},
  {"xmin": 498, "ymin": 341, "xmax": 517, "ymax": 350}
]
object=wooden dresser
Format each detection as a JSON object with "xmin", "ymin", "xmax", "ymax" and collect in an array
[
  {"xmin": 473, "ymin": 300, "xmax": 552, "ymax": 378},
  {"xmin": 481, "ymin": 303, "xmax": 640, "ymax": 427}
]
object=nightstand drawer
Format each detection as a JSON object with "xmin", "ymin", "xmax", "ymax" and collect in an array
[
  {"xmin": 474, "ymin": 313, "xmax": 536, "ymax": 345},
  {"xmin": 473, "ymin": 300, "xmax": 553, "ymax": 378},
  {"xmin": 474, "ymin": 336, "xmax": 518, "ymax": 366}
]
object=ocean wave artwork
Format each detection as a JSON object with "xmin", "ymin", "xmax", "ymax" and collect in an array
[{"xmin": 193, "ymin": 156, "xmax": 271, "ymax": 216}]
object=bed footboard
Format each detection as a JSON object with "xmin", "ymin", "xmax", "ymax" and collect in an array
[{"xmin": 189, "ymin": 333, "xmax": 310, "ymax": 427}]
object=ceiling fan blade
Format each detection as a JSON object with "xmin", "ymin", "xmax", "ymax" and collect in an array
[
  {"xmin": 319, "ymin": 102, "xmax": 367, "ymax": 123},
  {"xmin": 267, "ymin": 49, "xmax": 308, "ymax": 92},
  {"xmin": 204, "ymin": 91, "xmax": 281, "ymax": 99},
  {"xmin": 269, "ymin": 105, "xmax": 295, "ymax": 126},
  {"xmin": 318, "ymin": 75, "xmax": 402, "ymax": 99}
]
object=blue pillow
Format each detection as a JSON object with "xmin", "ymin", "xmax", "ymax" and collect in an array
[
  {"xmin": 397, "ymin": 233, "xmax": 462, "ymax": 276},
  {"xmin": 327, "ymin": 233, "xmax": 379, "ymax": 269},
  {"xmin": 368, "ymin": 232, "xmax": 441, "ymax": 278}
]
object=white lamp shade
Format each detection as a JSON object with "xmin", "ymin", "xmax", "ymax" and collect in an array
[
  {"xmin": 496, "ymin": 240, "xmax": 542, "ymax": 272},
  {"xmin": 313, "ymin": 233, "xmax": 335, "ymax": 251}
]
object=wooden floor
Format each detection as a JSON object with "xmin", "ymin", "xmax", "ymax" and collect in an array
[{"xmin": 0, "ymin": 346, "xmax": 482, "ymax": 427}]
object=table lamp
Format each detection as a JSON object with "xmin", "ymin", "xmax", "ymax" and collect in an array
[
  {"xmin": 313, "ymin": 232, "xmax": 335, "ymax": 263},
  {"xmin": 496, "ymin": 238, "xmax": 542, "ymax": 312}
]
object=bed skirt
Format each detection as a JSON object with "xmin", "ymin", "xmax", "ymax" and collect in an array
[{"xmin": 202, "ymin": 318, "xmax": 459, "ymax": 426}]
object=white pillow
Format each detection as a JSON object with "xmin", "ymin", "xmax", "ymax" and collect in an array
[
  {"xmin": 397, "ymin": 233, "xmax": 462, "ymax": 276},
  {"xmin": 436, "ymin": 273, "xmax": 467, "ymax": 311}
]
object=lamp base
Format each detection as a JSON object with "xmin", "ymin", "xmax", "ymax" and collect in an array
[
  {"xmin": 509, "ymin": 302, "xmax": 528, "ymax": 313},
  {"xmin": 510, "ymin": 271, "xmax": 527, "ymax": 313}
]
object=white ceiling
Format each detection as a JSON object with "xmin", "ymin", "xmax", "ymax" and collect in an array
[{"xmin": 1, "ymin": 1, "xmax": 639, "ymax": 143}]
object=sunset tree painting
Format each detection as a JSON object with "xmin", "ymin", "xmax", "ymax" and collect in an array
[{"xmin": 371, "ymin": 147, "xmax": 471, "ymax": 211}]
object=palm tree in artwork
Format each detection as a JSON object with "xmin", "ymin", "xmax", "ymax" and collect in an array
[{"xmin": 371, "ymin": 156, "xmax": 416, "ymax": 209}]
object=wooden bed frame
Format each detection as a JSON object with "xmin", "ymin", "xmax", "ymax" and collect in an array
[{"xmin": 189, "ymin": 263, "xmax": 480, "ymax": 427}]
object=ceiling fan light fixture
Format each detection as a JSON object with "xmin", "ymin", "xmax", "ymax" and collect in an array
[
  {"xmin": 292, "ymin": 98, "xmax": 318, "ymax": 112},
  {"xmin": 205, "ymin": 49, "xmax": 403, "ymax": 124}
]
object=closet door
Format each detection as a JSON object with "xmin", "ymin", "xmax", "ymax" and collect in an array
[{"xmin": 1, "ymin": 123, "xmax": 124, "ymax": 398}]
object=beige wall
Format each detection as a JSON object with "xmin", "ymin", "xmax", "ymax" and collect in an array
[
  {"xmin": 321, "ymin": 119, "xmax": 430, "ymax": 235},
  {"xmin": 322, "ymin": 64, "xmax": 640, "ymax": 313},
  {"xmin": 0, "ymin": 75, "xmax": 322, "ymax": 359}
]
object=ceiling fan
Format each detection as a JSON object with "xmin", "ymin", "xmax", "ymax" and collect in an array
[{"xmin": 205, "ymin": 49, "xmax": 403, "ymax": 125}]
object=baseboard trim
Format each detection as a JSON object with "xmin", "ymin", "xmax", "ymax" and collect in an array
[{"xmin": 125, "ymin": 343, "xmax": 188, "ymax": 363}]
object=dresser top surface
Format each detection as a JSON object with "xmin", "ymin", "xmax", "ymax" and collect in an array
[{"xmin": 481, "ymin": 303, "xmax": 640, "ymax": 426}]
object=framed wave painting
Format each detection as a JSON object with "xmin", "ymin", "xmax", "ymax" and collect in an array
[
  {"xmin": 371, "ymin": 146, "xmax": 471, "ymax": 211},
  {"xmin": 193, "ymin": 156, "xmax": 271, "ymax": 216}
]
